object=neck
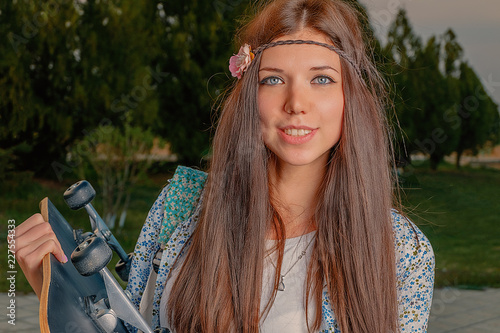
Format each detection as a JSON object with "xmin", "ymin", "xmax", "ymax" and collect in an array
[{"xmin": 268, "ymin": 157, "xmax": 327, "ymax": 238}]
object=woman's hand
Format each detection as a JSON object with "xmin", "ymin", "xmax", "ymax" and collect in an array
[{"xmin": 14, "ymin": 213, "xmax": 67, "ymax": 298}]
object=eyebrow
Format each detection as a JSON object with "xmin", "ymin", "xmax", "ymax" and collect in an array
[
  {"xmin": 259, "ymin": 67, "xmax": 284, "ymax": 73},
  {"xmin": 310, "ymin": 65, "xmax": 339, "ymax": 74},
  {"xmin": 259, "ymin": 66, "xmax": 339, "ymax": 74}
]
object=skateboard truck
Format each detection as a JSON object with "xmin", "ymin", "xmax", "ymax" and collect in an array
[
  {"xmin": 63, "ymin": 180, "xmax": 153, "ymax": 333},
  {"xmin": 64, "ymin": 180, "xmax": 131, "ymax": 279}
]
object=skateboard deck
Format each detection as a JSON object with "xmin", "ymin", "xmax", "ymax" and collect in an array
[{"xmin": 39, "ymin": 197, "xmax": 130, "ymax": 333}]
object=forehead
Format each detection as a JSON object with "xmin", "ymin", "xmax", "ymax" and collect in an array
[
  {"xmin": 259, "ymin": 29, "xmax": 341, "ymax": 70},
  {"xmin": 274, "ymin": 28, "xmax": 332, "ymax": 44}
]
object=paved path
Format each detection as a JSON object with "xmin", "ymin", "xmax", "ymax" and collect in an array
[
  {"xmin": 1, "ymin": 293, "xmax": 39, "ymax": 333},
  {"xmin": 428, "ymin": 288, "xmax": 500, "ymax": 332},
  {"xmin": 1, "ymin": 288, "xmax": 499, "ymax": 332}
]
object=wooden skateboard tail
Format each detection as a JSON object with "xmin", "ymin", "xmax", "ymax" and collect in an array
[{"xmin": 39, "ymin": 197, "xmax": 51, "ymax": 333}]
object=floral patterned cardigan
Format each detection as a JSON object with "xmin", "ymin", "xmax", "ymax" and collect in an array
[{"xmin": 125, "ymin": 166, "xmax": 435, "ymax": 332}]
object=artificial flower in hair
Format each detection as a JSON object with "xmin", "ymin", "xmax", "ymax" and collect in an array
[{"xmin": 229, "ymin": 44, "xmax": 254, "ymax": 79}]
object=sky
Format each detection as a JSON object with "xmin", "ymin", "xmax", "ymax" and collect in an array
[{"xmin": 359, "ymin": 0, "xmax": 500, "ymax": 105}]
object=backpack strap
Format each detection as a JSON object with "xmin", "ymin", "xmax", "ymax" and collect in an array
[{"xmin": 158, "ymin": 166, "xmax": 207, "ymax": 246}]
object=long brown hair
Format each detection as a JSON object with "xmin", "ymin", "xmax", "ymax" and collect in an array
[{"xmin": 167, "ymin": 0, "xmax": 399, "ymax": 332}]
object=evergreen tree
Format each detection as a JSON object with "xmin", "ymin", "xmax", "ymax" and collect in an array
[
  {"xmin": 153, "ymin": 0, "xmax": 252, "ymax": 164},
  {"xmin": 384, "ymin": 11, "xmax": 470, "ymax": 170},
  {"xmin": 412, "ymin": 36, "xmax": 460, "ymax": 170},
  {"xmin": 0, "ymin": 1, "xmax": 81, "ymax": 175},
  {"xmin": 384, "ymin": 9, "xmax": 423, "ymax": 165},
  {"xmin": 0, "ymin": 0, "xmax": 161, "ymax": 177},
  {"xmin": 455, "ymin": 62, "xmax": 500, "ymax": 168}
]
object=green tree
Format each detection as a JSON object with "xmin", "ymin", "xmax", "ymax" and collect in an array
[
  {"xmin": 1, "ymin": 0, "xmax": 253, "ymax": 176},
  {"xmin": 384, "ymin": 9, "xmax": 423, "ymax": 165},
  {"xmin": 385, "ymin": 12, "xmax": 468, "ymax": 170},
  {"xmin": 0, "ymin": 1, "xmax": 80, "ymax": 176},
  {"xmin": 153, "ymin": 0, "xmax": 252, "ymax": 164},
  {"xmin": 411, "ymin": 36, "xmax": 460, "ymax": 170},
  {"xmin": 455, "ymin": 62, "xmax": 500, "ymax": 168},
  {"xmin": 0, "ymin": 0, "xmax": 161, "ymax": 178},
  {"xmin": 442, "ymin": 29, "xmax": 463, "ymax": 77}
]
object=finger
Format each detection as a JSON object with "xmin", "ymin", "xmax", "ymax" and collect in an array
[
  {"xmin": 14, "ymin": 213, "xmax": 46, "ymax": 238},
  {"xmin": 16, "ymin": 226, "xmax": 67, "ymax": 264},
  {"xmin": 18, "ymin": 237, "xmax": 68, "ymax": 271},
  {"xmin": 15, "ymin": 221, "xmax": 56, "ymax": 248}
]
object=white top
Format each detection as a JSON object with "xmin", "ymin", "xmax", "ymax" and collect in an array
[
  {"xmin": 260, "ymin": 231, "xmax": 317, "ymax": 332},
  {"xmin": 159, "ymin": 231, "xmax": 317, "ymax": 332}
]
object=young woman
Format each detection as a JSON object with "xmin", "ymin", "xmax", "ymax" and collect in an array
[{"xmin": 15, "ymin": 0, "xmax": 434, "ymax": 332}]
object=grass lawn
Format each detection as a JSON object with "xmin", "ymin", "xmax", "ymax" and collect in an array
[
  {"xmin": 1, "ymin": 164, "xmax": 499, "ymax": 292},
  {"xmin": 400, "ymin": 163, "xmax": 500, "ymax": 288}
]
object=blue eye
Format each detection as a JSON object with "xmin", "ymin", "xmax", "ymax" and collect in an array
[
  {"xmin": 260, "ymin": 76, "xmax": 284, "ymax": 85},
  {"xmin": 312, "ymin": 76, "xmax": 335, "ymax": 84}
]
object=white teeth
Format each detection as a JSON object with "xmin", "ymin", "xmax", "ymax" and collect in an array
[{"xmin": 284, "ymin": 129, "xmax": 312, "ymax": 137}]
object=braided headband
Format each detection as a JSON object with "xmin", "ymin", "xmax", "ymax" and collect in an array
[{"xmin": 229, "ymin": 39, "xmax": 362, "ymax": 80}]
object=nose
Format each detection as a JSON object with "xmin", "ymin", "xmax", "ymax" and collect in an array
[{"xmin": 284, "ymin": 82, "xmax": 307, "ymax": 114}]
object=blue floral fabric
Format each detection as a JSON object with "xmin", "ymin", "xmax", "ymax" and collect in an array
[
  {"xmin": 126, "ymin": 166, "xmax": 206, "ymax": 332},
  {"xmin": 158, "ymin": 167, "xmax": 207, "ymax": 246},
  {"xmin": 393, "ymin": 211, "xmax": 435, "ymax": 331},
  {"xmin": 126, "ymin": 166, "xmax": 435, "ymax": 332}
]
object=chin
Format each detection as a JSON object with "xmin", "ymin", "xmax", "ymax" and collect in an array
[{"xmin": 275, "ymin": 153, "xmax": 330, "ymax": 169}]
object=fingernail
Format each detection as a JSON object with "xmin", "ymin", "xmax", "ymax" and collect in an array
[{"xmin": 63, "ymin": 254, "xmax": 68, "ymax": 263}]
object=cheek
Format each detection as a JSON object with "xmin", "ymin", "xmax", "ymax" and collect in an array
[
  {"xmin": 259, "ymin": 117, "xmax": 273, "ymax": 147},
  {"xmin": 321, "ymin": 98, "xmax": 344, "ymax": 126},
  {"xmin": 257, "ymin": 93, "xmax": 277, "ymax": 131},
  {"xmin": 321, "ymin": 97, "xmax": 344, "ymax": 146}
]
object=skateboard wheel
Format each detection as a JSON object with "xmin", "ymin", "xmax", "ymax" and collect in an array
[
  {"xmin": 71, "ymin": 236, "xmax": 112, "ymax": 276},
  {"xmin": 64, "ymin": 180, "xmax": 96, "ymax": 210},
  {"xmin": 115, "ymin": 253, "xmax": 133, "ymax": 282}
]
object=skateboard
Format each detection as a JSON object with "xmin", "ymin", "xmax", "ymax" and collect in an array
[{"xmin": 39, "ymin": 180, "xmax": 153, "ymax": 333}]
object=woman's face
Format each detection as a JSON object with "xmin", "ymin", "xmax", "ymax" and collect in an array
[{"xmin": 258, "ymin": 29, "xmax": 344, "ymax": 170}]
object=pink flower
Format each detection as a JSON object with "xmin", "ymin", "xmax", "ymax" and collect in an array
[{"xmin": 229, "ymin": 44, "xmax": 254, "ymax": 79}]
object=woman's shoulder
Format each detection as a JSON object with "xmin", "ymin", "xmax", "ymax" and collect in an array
[
  {"xmin": 391, "ymin": 209, "xmax": 432, "ymax": 249},
  {"xmin": 390, "ymin": 209, "xmax": 435, "ymax": 279},
  {"xmin": 390, "ymin": 212, "xmax": 435, "ymax": 331}
]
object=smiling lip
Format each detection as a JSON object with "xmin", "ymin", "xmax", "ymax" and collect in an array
[{"xmin": 278, "ymin": 126, "xmax": 318, "ymax": 145}]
